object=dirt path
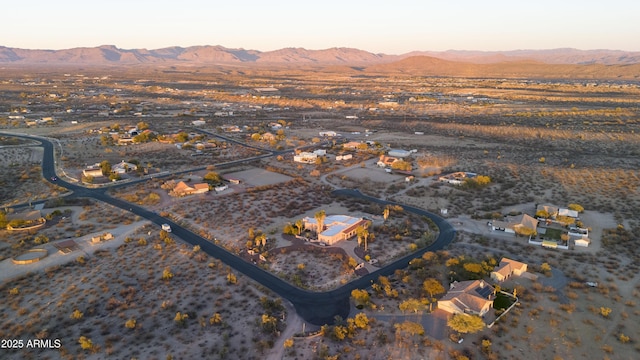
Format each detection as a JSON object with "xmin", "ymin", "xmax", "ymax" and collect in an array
[
  {"xmin": 265, "ymin": 301, "xmax": 305, "ymax": 360},
  {"xmin": 0, "ymin": 220, "xmax": 149, "ymax": 285}
]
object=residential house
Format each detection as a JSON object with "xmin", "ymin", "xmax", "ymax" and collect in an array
[
  {"xmin": 439, "ymin": 172, "xmax": 477, "ymax": 185},
  {"xmin": 83, "ymin": 168, "xmax": 104, "ymax": 178},
  {"xmin": 319, "ymin": 131, "xmax": 337, "ymax": 137},
  {"xmin": 172, "ymin": 181, "xmax": 209, "ymax": 197},
  {"xmin": 574, "ymin": 237, "xmax": 591, "ymax": 247},
  {"xmin": 377, "ymin": 155, "xmax": 398, "ymax": 168},
  {"xmin": 117, "ymin": 137, "xmax": 135, "ymax": 146},
  {"xmin": 343, "ymin": 141, "xmax": 363, "ymax": 150},
  {"xmin": 91, "ymin": 232, "xmax": 114, "ymax": 244},
  {"xmin": 261, "ymin": 132, "xmax": 276, "ymax": 141},
  {"xmin": 438, "ymin": 280, "xmax": 495, "ymax": 316},
  {"xmin": 112, "ymin": 160, "xmax": 138, "ymax": 174},
  {"xmin": 491, "ymin": 258, "xmax": 528, "ymax": 282},
  {"xmin": 536, "ymin": 204, "xmax": 559, "ymax": 218},
  {"xmin": 302, "ymin": 215, "xmax": 369, "ymax": 245},
  {"xmin": 490, "ymin": 214, "xmax": 538, "ymax": 235},
  {"xmin": 294, "ymin": 152, "xmax": 318, "ymax": 164}
]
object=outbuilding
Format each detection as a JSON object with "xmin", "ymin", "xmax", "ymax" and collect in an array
[{"xmin": 388, "ymin": 149, "xmax": 411, "ymax": 158}]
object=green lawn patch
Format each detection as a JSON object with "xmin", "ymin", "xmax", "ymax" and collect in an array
[
  {"xmin": 493, "ymin": 292, "xmax": 515, "ymax": 310},
  {"xmin": 543, "ymin": 227, "xmax": 563, "ymax": 240}
]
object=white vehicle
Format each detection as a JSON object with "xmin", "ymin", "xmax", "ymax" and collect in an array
[{"xmin": 161, "ymin": 224, "xmax": 172, "ymax": 232}]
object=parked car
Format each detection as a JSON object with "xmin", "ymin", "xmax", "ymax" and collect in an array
[{"xmin": 161, "ymin": 224, "xmax": 172, "ymax": 232}]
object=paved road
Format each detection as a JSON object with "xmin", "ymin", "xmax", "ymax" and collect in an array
[{"xmin": 1, "ymin": 132, "xmax": 455, "ymax": 325}]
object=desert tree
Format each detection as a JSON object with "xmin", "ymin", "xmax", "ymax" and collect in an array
[
  {"xmin": 540, "ymin": 262, "xmax": 552, "ymax": 273},
  {"xmin": 137, "ymin": 121, "xmax": 149, "ymax": 131},
  {"xmin": 447, "ymin": 314, "xmax": 485, "ymax": 334},
  {"xmin": 227, "ymin": 272, "xmax": 237, "ymax": 285},
  {"xmin": 78, "ymin": 336, "xmax": 95, "ymax": 351},
  {"xmin": 100, "ymin": 160, "xmax": 112, "ymax": 176},
  {"xmin": 600, "ymin": 307, "xmax": 612, "ymax": 318},
  {"xmin": 351, "ymin": 289, "xmax": 370, "ymax": 308},
  {"xmin": 422, "ymin": 278, "xmax": 445, "ymax": 311},
  {"xmin": 394, "ymin": 321, "xmax": 424, "ymax": 346},
  {"xmin": 399, "ymin": 298, "xmax": 428, "ymax": 314},
  {"xmin": 354, "ymin": 313, "xmax": 370, "ymax": 330},
  {"xmin": 568, "ymin": 203, "xmax": 584, "ymax": 213},
  {"xmin": 174, "ymin": 312, "xmax": 189, "ymax": 326},
  {"xmin": 71, "ymin": 309, "xmax": 84, "ymax": 320},
  {"xmin": 283, "ymin": 223, "xmax": 295, "ymax": 235},
  {"xmin": 383, "ymin": 206, "xmax": 390, "ymax": 222},
  {"xmin": 535, "ymin": 209, "xmax": 550, "ymax": 218},
  {"xmin": 162, "ymin": 267, "xmax": 174, "ymax": 281},
  {"xmin": 261, "ymin": 313, "xmax": 278, "ymax": 334},
  {"xmin": 203, "ymin": 171, "xmax": 221, "ymax": 183},
  {"xmin": 209, "ymin": 312, "xmax": 223, "ymax": 325}
]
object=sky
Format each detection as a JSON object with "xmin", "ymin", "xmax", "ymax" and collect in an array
[{"xmin": 4, "ymin": 0, "xmax": 640, "ymax": 54}]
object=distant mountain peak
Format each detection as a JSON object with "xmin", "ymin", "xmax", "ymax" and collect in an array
[{"xmin": 0, "ymin": 45, "xmax": 639, "ymax": 66}]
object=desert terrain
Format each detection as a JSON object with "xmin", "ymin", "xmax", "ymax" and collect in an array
[{"xmin": 0, "ymin": 60, "xmax": 639, "ymax": 359}]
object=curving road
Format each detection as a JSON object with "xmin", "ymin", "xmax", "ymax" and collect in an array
[{"xmin": 1, "ymin": 132, "xmax": 455, "ymax": 325}]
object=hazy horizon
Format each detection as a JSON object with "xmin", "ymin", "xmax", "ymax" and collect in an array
[
  {"xmin": 4, "ymin": 0, "xmax": 640, "ymax": 54},
  {"xmin": 3, "ymin": 43, "xmax": 639, "ymax": 56}
]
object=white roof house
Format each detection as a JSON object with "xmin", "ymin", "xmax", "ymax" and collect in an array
[
  {"xmin": 294, "ymin": 152, "xmax": 317, "ymax": 164},
  {"xmin": 83, "ymin": 168, "xmax": 104, "ymax": 178},
  {"xmin": 303, "ymin": 215, "xmax": 369, "ymax": 245},
  {"xmin": 112, "ymin": 160, "xmax": 138, "ymax": 174},
  {"xmin": 558, "ymin": 208, "xmax": 579, "ymax": 218}
]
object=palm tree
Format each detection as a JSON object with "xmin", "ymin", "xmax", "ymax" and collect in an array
[
  {"xmin": 314, "ymin": 210, "xmax": 326, "ymax": 236},
  {"xmin": 356, "ymin": 225, "xmax": 370, "ymax": 252},
  {"xmin": 295, "ymin": 219, "xmax": 304, "ymax": 235},
  {"xmin": 356, "ymin": 225, "xmax": 365, "ymax": 248}
]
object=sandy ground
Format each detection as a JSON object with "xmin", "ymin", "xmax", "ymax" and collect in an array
[
  {"xmin": 2, "ymin": 119, "xmax": 638, "ymax": 359},
  {"xmin": 224, "ymin": 168, "xmax": 293, "ymax": 187},
  {"xmin": 0, "ymin": 211, "xmax": 287, "ymax": 360}
]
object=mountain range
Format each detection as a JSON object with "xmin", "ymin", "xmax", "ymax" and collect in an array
[{"xmin": 2, "ymin": 45, "xmax": 640, "ymax": 66}]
